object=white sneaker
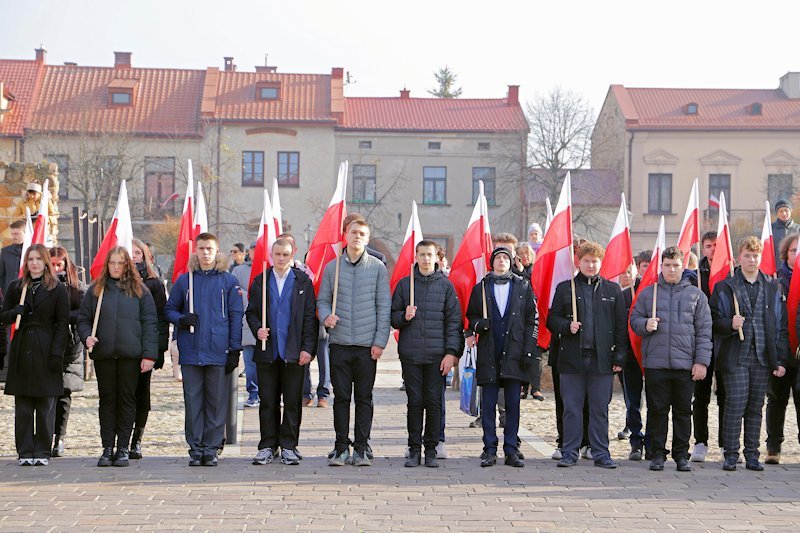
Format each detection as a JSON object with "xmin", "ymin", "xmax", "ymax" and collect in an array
[
  {"xmin": 33, "ymin": 458, "xmax": 49, "ymax": 466},
  {"xmin": 690, "ymin": 443, "xmax": 708, "ymax": 462},
  {"xmin": 252, "ymin": 448, "xmax": 274, "ymax": 465},
  {"xmin": 580, "ymin": 446, "xmax": 593, "ymax": 460},
  {"xmin": 551, "ymin": 448, "xmax": 562, "ymax": 460},
  {"xmin": 18, "ymin": 458, "xmax": 33, "ymax": 466},
  {"xmin": 435, "ymin": 441, "xmax": 448, "ymax": 459}
]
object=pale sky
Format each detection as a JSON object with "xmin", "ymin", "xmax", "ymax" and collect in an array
[{"xmin": 4, "ymin": 0, "xmax": 800, "ymax": 116}]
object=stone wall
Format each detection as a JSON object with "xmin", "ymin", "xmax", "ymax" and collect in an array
[{"xmin": 0, "ymin": 161, "xmax": 59, "ymax": 243}]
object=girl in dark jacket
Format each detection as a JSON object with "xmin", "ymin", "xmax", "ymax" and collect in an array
[
  {"xmin": 466, "ymin": 247, "xmax": 539, "ymax": 468},
  {"xmin": 0, "ymin": 244, "xmax": 70, "ymax": 466},
  {"xmin": 49, "ymin": 246, "xmax": 86, "ymax": 458},
  {"xmin": 129, "ymin": 239, "xmax": 169, "ymax": 459},
  {"xmin": 77, "ymin": 246, "xmax": 158, "ymax": 467}
]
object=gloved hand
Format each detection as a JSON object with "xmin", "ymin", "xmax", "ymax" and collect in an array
[
  {"xmin": 225, "ymin": 350, "xmax": 241, "ymax": 375},
  {"xmin": 13, "ymin": 304, "xmax": 24, "ymax": 317},
  {"xmin": 48, "ymin": 356, "xmax": 62, "ymax": 374},
  {"xmin": 178, "ymin": 313, "xmax": 199, "ymax": 330},
  {"xmin": 473, "ymin": 319, "xmax": 490, "ymax": 333}
]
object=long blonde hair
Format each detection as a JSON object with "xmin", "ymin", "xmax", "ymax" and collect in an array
[{"xmin": 93, "ymin": 246, "xmax": 143, "ymax": 298}]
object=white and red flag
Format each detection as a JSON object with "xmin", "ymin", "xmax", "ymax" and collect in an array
[
  {"xmin": 787, "ymin": 233, "xmax": 800, "ymax": 353},
  {"xmin": 531, "ymin": 172, "xmax": 574, "ymax": 349},
  {"xmin": 390, "ymin": 201, "xmax": 423, "ymax": 294},
  {"xmin": 306, "ymin": 161, "xmax": 348, "ymax": 295},
  {"xmin": 628, "ymin": 215, "xmax": 666, "ymax": 369},
  {"xmin": 599, "ymin": 193, "xmax": 633, "ymax": 282},
  {"xmin": 544, "ymin": 197, "xmax": 553, "ymax": 232},
  {"xmin": 194, "ymin": 181, "xmax": 208, "ymax": 238},
  {"xmin": 172, "ymin": 160, "xmax": 195, "ymax": 283},
  {"xmin": 272, "ymin": 178, "xmax": 283, "ymax": 237},
  {"xmin": 30, "ymin": 179, "xmax": 51, "ymax": 247},
  {"xmin": 760, "ymin": 200, "xmax": 776, "ymax": 277},
  {"xmin": 248, "ymin": 189, "xmax": 278, "ymax": 288},
  {"xmin": 708, "ymin": 191, "xmax": 733, "ymax": 294},
  {"xmin": 677, "ymin": 179, "xmax": 700, "ymax": 266},
  {"xmin": 90, "ymin": 180, "xmax": 133, "ymax": 279},
  {"xmin": 450, "ymin": 181, "xmax": 493, "ymax": 327},
  {"xmin": 709, "ymin": 194, "xmax": 721, "ymax": 211}
]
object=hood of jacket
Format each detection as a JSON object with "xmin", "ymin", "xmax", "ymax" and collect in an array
[{"xmin": 189, "ymin": 254, "xmax": 229, "ymax": 273}]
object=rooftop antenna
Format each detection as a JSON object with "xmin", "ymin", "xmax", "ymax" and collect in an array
[{"xmin": 345, "ymin": 71, "xmax": 356, "ymax": 86}]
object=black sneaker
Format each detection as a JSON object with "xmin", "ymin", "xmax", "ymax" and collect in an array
[
  {"xmin": 504, "ymin": 453, "xmax": 524, "ymax": 468},
  {"xmin": 113, "ymin": 448, "xmax": 130, "ymax": 467},
  {"xmin": 723, "ymin": 456, "xmax": 738, "ymax": 471},
  {"xmin": 745, "ymin": 457, "xmax": 764, "ymax": 471},
  {"xmin": 649, "ymin": 456, "xmax": 665, "ymax": 471},
  {"xmin": 97, "ymin": 447, "xmax": 114, "ymax": 467},
  {"xmin": 202, "ymin": 455, "xmax": 218, "ymax": 466},
  {"xmin": 404, "ymin": 448, "xmax": 421, "ymax": 468},
  {"xmin": 676, "ymin": 458, "xmax": 692, "ymax": 472},
  {"xmin": 480, "ymin": 452, "xmax": 497, "ymax": 467},
  {"xmin": 424, "ymin": 452, "xmax": 439, "ymax": 468},
  {"xmin": 629, "ymin": 446, "xmax": 643, "ymax": 461}
]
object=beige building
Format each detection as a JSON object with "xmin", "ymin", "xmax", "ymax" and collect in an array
[{"xmin": 592, "ymin": 76, "xmax": 800, "ymax": 251}]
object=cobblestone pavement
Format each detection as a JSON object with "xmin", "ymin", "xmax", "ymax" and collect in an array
[{"xmin": 1, "ymin": 346, "xmax": 799, "ymax": 531}]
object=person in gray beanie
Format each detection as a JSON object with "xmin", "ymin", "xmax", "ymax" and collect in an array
[{"xmin": 771, "ymin": 199, "xmax": 799, "ymax": 267}]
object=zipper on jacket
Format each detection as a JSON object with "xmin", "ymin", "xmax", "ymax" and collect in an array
[{"xmin": 221, "ymin": 289, "xmax": 226, "ymax": 318}]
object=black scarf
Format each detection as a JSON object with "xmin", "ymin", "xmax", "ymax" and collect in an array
[{"xmin": 488, "ymin": 270, "xmax": 513, "ymax": 285}]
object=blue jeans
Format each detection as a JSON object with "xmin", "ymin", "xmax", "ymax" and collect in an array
[
  {"xmin": 242, "ymin": 345, "xmax": 258, "ymax": 400},
  {"xmin": 481, "ymin": 379, "xmax": 522, "ymax": 455},
  {"xmin": 303, "ymin": 337, "xmax": 331, "ymax": 400}
]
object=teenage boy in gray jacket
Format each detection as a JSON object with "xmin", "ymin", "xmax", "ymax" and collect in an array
[
  {"xmin": 630, "ymin": 246, "xmax": 712, "ymax": 473},
  {"xmin": 318, "ymin": 219, "xmax": 391, "ymax": 467}
]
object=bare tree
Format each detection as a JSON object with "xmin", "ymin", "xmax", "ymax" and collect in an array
[{"xmin": 427, "ymin": 66, "xmax": 463, "ymax": 98}]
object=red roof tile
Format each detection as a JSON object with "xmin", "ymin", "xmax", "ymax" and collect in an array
[
  {"xmin": 0, "ymin": 60, "xmax": 43, "ymax": 137},
  {"xmin": 340, "ymin": 97, "xmax": 528, "ymax": 133},
  {"xmin": 613, "ymin": 85, "xmax": 800, "ymax": 130},
  {"xmin": 212, "ymin": 72, "xmax": 334, "ymax": 123},
  {"xmin": 28, "ymin": 66, "xmax": 206, "ymax": 137}
]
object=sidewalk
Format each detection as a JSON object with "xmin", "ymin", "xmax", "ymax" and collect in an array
[{"xmin": 2, "ymin": 348, "xmax": 800, "ymax": 531}]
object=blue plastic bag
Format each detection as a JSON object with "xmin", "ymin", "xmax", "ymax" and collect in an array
[{"xmin": 459, "ymin": 346, "xmax": 479, "ymax": 416}]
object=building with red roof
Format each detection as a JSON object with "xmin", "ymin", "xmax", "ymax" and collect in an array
[{"xmin": 592, "ymin": 76, "xmax": 800, "ymax": 249}]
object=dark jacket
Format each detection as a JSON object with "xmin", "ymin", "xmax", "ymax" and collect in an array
[
  {"xmin": 0, "ymin": 243, "xmax": 22, "ymax": 294},
  {"xmin": 1, "ymin": 278, "xmax": 70, "ymax": 397},
  {"xmin": 710, "ymin": 270, "xmax": 788, "ymax": 372},
  {"xmin": 246, "ymin": 266, "xmax": 319, "ymax": 364},
  {"xmin": 772, "ymin": 218, "xmax": 799, "ymax": 267},
  {"xmin": 137, "ymin": 262, "xmax": 169, "ymax": 368},
  {"xmin": 699, "ymin": 255, "xmax": 712, "ymax": 298},
  {"xmin": 630, "ymin": 274, "xmax": 713, "ymax": 370},
  {"xmin": 391, "ymin": 265, "xmax": 463, "ymax": 365},
  {"xmin": 547, "ymin": 274, "xmax": 628, "ymax": 374},
  {"xmin": 59, "ymin": 274, "xmax": 86, "ymax": 393},
  {"xmin": 777, "ymin": 261, "xmax": 792, "ymax": 296},
  {"xmin": 77, "ymin": 279, "xmax": 159, "ymax": 362},
  {"xmin": 164, "ymin": 255, "xmax": 244, "ymax": 366},
  {"xmin": 466, "ymin": 274, "xmax": 539, "ymax": 385}
]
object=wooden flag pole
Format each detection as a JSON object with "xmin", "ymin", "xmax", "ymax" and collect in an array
[
  {"xmin": 331, "ymin": 243, "xmax": 342, "ymax": 316},
  {"xmin": 261, "ymin": 261, "xmax": 267, "ymax": 351},
  {"xmin": 481, "ymin": 279, "xmax": 488, "ymax": 320},
  {"xmin": 14, "ymin": 285, "xmax": 28, "ymax": 329},
  {"xmin": 88, "ymin": 288, "xmax": 104, "ymax": 354},
  {"xmin": 188, "ymin": 240, "xmax": 195, "ymax": 334},
  {"xmin": 651, "ymin": 281, "xmax": 658, "ymax": 319},
  {"xmin": 724, "ymin": 214, "xmax": 745, "ymax": 341},
  {"xmin": 409, "ymin": 261, "xmax": 415, "ymax": 308}
]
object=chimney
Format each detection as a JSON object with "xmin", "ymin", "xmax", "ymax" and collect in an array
[
  {"xmin": 400, "ymin": 88, "xmax": 411, "ymax": 99},
  {"xmin": 330, "ymin": 67, "xmax": 344, "ymax": 123},
  {"xmin": 255, "ymin": 65, "xmax": 278, "ymax": 73},
  {"xmin": 779, "ymin": 72, "xmax": 800, "ymax": 99},
  {"xmin": 507, "ymin": 85, "xmax": 519, "ymax": 106},
  {"xmin": 114, "ymin": 51, "xmax": 132, "ymax": 69},
  {"xmin": 34, "ymin": 47, "xmax": 47, "ymax": 63},
  {"xmin": 224, "ymin": 57, "xmax": 236, "ymax": 72},
  {"xmin": 64, "ymin": 62, "xmax": 77, "ymax": 67}
]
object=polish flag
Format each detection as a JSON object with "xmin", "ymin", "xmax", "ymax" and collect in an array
[
  {"xmin": 272, "ymin": 178, "xmax": 283, "ymax": 236},
  {"xmin": 30, "ymin": 179, "xmax": 51, "ymax": 247},
  {"xmin": 248, "ymin": 189, "xmax": 278, "ymax": 288},
  {"xmin": 628, "ymin": 215, "xmax": 666, "ymax": 369},
  {"xmin": 16, "ymin": 208, "xmax": 34, "ymax": 278},
  {"xmin": 532, "ymin": 172, "xmax": 574, "ymax": 349},
  {"xmin": 760, "ymin": 200, "xmax": 776, "ymax": 277},
  {"xmin": 194, "ymin": 181, "xmax": 208, "ymax": 238},
  {"xmin": 677, "ymin": 179, "xmax": 700, "ymax": 266},
  {"xmin": 708, "ymin": 191, "xmax": 733, "ymax": 294},
  {"xmin": 306, "ymin": 161, "xmax": 348, "ymax": 294},
  {"xmin": 90, "ymin": 180, "xmax": 133, "ymax": 279},
  {"xmin": 599, "ymin": 193, "xmax": 633, "ymax": 282},
  {"xmin": 787, "ymin": 235, "xmax": 800, "ymax": 353},
  {"xmin": 390, "ymin": 201, "xmax": 423, "ymax": 294},
  {"xmin": 709, "ymin": 194, "xmax": 721, "ymax": 210},
  {"xmin": 544, "ymin": 197, "xmax": 554, "ymax": 232},
  {"xmin": 172, "ymin": 160, "xmax": 195, "ymax": 283},
  {"xmin": 450, "ymin": 180, "xmax": 493, "ymax": 327}
]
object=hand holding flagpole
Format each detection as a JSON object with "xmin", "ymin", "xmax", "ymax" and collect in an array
[{"xmin": 14, "ymin": 285, "xmax": 27, "ymax": 330}]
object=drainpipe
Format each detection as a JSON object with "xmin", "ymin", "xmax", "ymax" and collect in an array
[{"xmin": 216, "ymin": 121, "xmax": 221, "ymax": 234}]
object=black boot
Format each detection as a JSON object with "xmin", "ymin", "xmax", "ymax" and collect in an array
[
  {"xmin": 129, "ymin": 427, "xmax": 144, "ymax": 460},
  {"xmin": 113, "ymin": 447, "xmax": 130, "ymax": 467},
  {"xmin": 404, "ymin": 448, "xmax": 421, "ymax": 467},
  {"xmin": 97, "ymin": 447, "xmax": 114, "ymax": 467}
]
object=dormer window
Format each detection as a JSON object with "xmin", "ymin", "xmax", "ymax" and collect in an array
[
  {"xmin": 257, "ymin": 82, "xmax": 281, "ymax": 101},
  {"xmin": 108, "ymin": 78, "xmax": 137, "ymax": 107},
  {"xmin": 685, "ymin": 102, "xmax": 699, "ymax": 115},
  {"xmin": 749, "ymin": 102, "xmax": 763, "ymax": 115}
]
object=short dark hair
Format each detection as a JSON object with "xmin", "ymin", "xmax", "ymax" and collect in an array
[
  {"xmin": 342, "ymin": 213, "xmax": 366, "ymax": 233},
  {"xmin": 661, "ymin": 246, "xmax": 684, "ymax": 262},
  {"xmin": 232, "ymin": 243, "xmax": 245, "ymax": 253},
  {"xmin": 195, "ymin": 232, "xmax": 219, "ymax": 246},
  {"xmin": 701, "ymin": 231, "xmax": 717, "ymax": 244},
  {"xmin": 492, "ymin": 232, "xmax": 518, "ymax": 246},
  {"xmin": 635, "ymin": 250, "xmax": 651, "ymax": 268},
  {"xmin": 416, "ymin": 239, "xmax": 439, "ymax": 252},
  {"xmin": 9, "ymin": 220, "xmax": 25, "ymax": 230}
]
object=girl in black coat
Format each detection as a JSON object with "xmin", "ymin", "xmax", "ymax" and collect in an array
[
  {"xmin": 129, "ymin": 239, "xmax": 169, "ymax": 460},
  {"xmin": 0, "ymin": 244, "xmax": 70, "ymax": 466},
  {"xmin": 77, "ymin": 246, "xmax": 158, "ymax": 467},
  {"xmin": 49, "ymin": 246, "xmax": 86, "ymax": 458}
]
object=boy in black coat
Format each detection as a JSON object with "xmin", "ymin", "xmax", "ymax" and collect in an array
[{"xmin": 547, "ymin": 242, "xmax": 628, "ymax": 468}]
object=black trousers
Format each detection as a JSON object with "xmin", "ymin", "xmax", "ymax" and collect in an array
[
  {"xmin": 330, "ymin": 344, "xmax": 377, "ymax": 453},
  {"xmin": 552, "ymin": 364, "xmax": 589, "ymax": 449},
  {"xmin": 95, "ymin": 358, "xmax": 140, "ymax": 449},
  {"xmin": 401, "ymin": 361, "xmax": 443, "ymax": 453},
  {"xmin": 692, "ymin": 355, "xmax": 726, "ymax": 447},
  {"xmin": 645, "ymin": 368, "xmax": 693, "ymax": 461},
  {"xmin": 133, "ymin": 369, "xmax": 153, "ymax": 435},
  {"xmin": 15, "ymin": 396, "xmax": 56, "ymax": 458},
  {"xmin": 54, "ymin": 391, "xmax": 72, "ymax": 441},
  {"xmin": 181, "ymin": 364, "xmax": 228, "ymax": 457},
  {"xmin": 256, "ymin": 358, "xmax": 305, "ymax": 450},
  {"xmin": 765, "ymin": 365, "xmax": 800, "ymax": 453}
]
